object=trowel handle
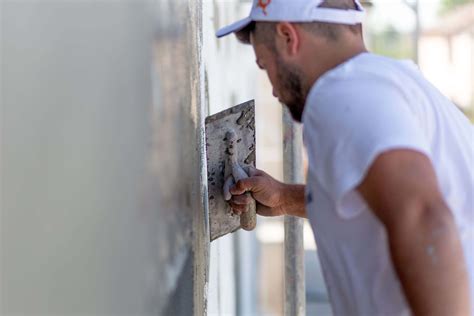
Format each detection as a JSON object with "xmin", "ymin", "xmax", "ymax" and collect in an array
[
  {"xmin": 240, "ymin": 193, "xmax": 257, "ymax": 231},
  {"xmin": 232, "ymin": 168, "xmax": 257, "ymax": 231},
  {"xmin": 226, "ymin": 129, "xmax": 257, "ymax": 231}
]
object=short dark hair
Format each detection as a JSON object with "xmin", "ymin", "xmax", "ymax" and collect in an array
[
  {"xmin": 236, "ymin": 22, "xmax": 279, "ymax": 50},
  {"xmin": 235, "ymin": 0, "xmax": 362, "ymax": 48},
  {"xmin": 235, "ymin": 21, "xmax": 255, "ymax": 45}
]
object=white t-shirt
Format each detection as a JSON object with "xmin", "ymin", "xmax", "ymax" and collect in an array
[{"xmin": 302, "ymin": 52, "xmax": 474, "ymax": 316}]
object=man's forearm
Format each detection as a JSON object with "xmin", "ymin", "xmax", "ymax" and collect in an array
[
  {"xmin": 388, "ymin": 204, "xmax": 470, "ymax": 315},
  {"xmin": 280, "ymin": 184, "xmax": 307, "ymax": 218}
]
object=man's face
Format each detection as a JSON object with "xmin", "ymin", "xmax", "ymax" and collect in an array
[{"xmin": 251, "ymin": 39, "xmax": 307, "ymax": 122}]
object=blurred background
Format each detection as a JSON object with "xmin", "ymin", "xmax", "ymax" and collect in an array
[{"xmin": 1, "ymin": 0, "xmax": 472, "ymax": 315}]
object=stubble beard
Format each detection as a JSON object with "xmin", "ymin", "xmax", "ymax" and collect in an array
[{"xmin": 275, "ymin": 55, "xmax": 307, "ymax": 123}]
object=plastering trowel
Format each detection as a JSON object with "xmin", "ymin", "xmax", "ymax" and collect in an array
[{"xmin": 205, "ymin": 100, "xmax": 257, "ymax": 241}]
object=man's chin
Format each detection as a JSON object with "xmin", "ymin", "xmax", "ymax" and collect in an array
[
  {"xmin": 284, "ymin": 103, "xmax": 303, "ymax": 123},
  {"xmin": 290, "ymin": 111, "xmax": 303, "ymax": 123}
]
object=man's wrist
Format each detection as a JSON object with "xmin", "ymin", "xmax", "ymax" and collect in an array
[{"xmin": 279, "ymin": 183, "xmax": 306, "ymax": 218}]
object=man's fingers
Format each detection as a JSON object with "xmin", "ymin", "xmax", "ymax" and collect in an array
[
  {"xmin": 231, "ymin": 194, "xmax": 252, "ymax": 205},
  {"xmin": 232, "ymin": 200, "xmax": 277, "ymax": 217},
  {"xmin": 230, "ymin": 177, "xmax": 261, "ymax": 195},
  {"xmin": 228, "ymin": 201, "xmax": 248, "ymax": 215},
  {"xmin": 244, "ymin": 166, "xmax": 266, "ymax": 177}
]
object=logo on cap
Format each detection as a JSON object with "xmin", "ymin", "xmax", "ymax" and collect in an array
[{"xmin": 256, "ymin": 0, "xmax": 271, "ymax": 16}]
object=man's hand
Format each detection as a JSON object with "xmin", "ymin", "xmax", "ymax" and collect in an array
[{"xmin": 226, "ymin": 167, "xmax": 307, "ymax": 218}]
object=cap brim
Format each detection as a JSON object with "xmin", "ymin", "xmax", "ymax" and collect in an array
[{"xmin": 216, "ymin": 16, "xmax": 253, "ymax": 38}]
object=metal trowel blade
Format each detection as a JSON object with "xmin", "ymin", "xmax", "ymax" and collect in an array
[{"xmin": 205, "ymin": 100, "xmax": 256, "ymax": 241}]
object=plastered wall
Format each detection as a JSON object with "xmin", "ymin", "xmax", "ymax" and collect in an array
[{"xmin": 1, "ymin": 0, "xmax": 207, "ymax": 315}]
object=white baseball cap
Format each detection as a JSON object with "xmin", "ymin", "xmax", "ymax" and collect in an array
[{"xmin": 216, "ymin": 0, "xmax": 365, "ymax": 38}]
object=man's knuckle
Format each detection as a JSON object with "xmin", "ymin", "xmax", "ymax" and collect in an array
[
  {"xmin": 233, "ymin": 196, "xmax": 244, "ymax": 204},
  {"xmin": 236, "ymin": 180, "xmax": 245, "ymax": 190},
  {"xmin": 230, "ymin": 201, "xmax": 243, "ymax": 210}
]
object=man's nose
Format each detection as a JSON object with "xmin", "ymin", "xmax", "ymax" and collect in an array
[{"xmin": 272, "ymin": 89, "xmax": 278, "ymax": 98}]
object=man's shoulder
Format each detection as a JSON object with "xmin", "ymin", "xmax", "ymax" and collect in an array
[
  {"xmin": 313, "ymin": 53, "xmax": 405, "ymax": 93},
  {"xmin": 303, "ymin": 56, "xmax": 413, "ymax": 127},
  {"xmin": 307, "ymin": 71, "xmax": 403, "ymax": 108}
]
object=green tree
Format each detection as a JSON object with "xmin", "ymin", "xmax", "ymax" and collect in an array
[{"xmin": 440, "ymin": 0, "xmax": 472, "ymax": 13}]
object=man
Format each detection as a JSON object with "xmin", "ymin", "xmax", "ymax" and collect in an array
[{"xmin": 216, "ymin": 0, "xmax": 473, "ymax": 315}]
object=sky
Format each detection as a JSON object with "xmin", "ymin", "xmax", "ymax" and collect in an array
[{"xmin": 369, "ymin": 0, "xmax": 442, "ymax": 32}]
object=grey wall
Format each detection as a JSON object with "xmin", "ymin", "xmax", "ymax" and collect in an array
[{"xmin": 1, "ymin": 0, "xmax": 207, "ymax": 315}]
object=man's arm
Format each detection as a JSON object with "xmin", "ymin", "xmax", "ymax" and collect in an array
[
  {"xmin": 228, "ymin": 167, "xmax": 307, "ymax": 218},
  {"xmin": 357, "ymin": 149, "xmax": 470, "ymax": 315}
]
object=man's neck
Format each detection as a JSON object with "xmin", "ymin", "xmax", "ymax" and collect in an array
[{"xmin": 303, "ymin": 42, "xmax": 368, "ymax": 97}]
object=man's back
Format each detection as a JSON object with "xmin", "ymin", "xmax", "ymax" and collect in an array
[{"xmin": 302, "ymin": 53, "xmax": 474, "ymax": 315}]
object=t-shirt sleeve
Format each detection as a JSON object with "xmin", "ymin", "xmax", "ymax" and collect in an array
[{"xmin": 303, "ymin": 78, "xmax": 432, "ymax": 219}]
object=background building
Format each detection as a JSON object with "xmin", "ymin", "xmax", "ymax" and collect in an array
[{"xmin": 419, "ymin": 3, "xmax": 474, "ymax": 117}]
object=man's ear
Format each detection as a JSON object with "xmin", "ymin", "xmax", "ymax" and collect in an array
[{"xmin": 275, "ymin": 22, "xmax": 300, "ymax": 57}]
